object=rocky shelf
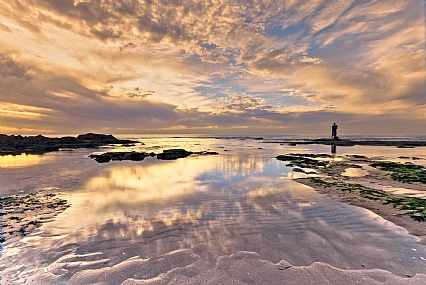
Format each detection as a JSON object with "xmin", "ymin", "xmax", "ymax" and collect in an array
[
  {"xmin": 267, "ymin": 138, "xmax": 426, "ymax": 147},
  {"xmin": 0, "ymin": 133, "xmax": 137, "ymax": 154},
  {"xmin": 89, "ymin": 149, "xmax": 219, "ymax": 163}
]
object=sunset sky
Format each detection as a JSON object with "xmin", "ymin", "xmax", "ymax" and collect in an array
[{"xmin": 0, "ymin": 0, "xmax": 425, "ymax": 135}]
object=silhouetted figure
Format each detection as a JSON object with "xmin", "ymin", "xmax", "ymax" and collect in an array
[{"xmin": 331, "ymin": 123, "xmax": 338, "ymax": 139}]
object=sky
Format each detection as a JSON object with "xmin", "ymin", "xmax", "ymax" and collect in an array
[{"xmin": 0, "ymin": 0, "xmax": 425, "ymax": 136}]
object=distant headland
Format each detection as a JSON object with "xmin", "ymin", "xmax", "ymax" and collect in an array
[{"xmin": 0, "ymin": 133, "xmax": 136, "ymax": 154}]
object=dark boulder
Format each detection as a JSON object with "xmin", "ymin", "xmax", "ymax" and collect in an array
[
  {"xmin": 94, "ymin": 154, "xmax": 112, "ymax": 163},
  {"xmin": 89, "ymin": 151, "xmax": 146, "ymax": 163},
  {"xmin": 157, "ymin": 149, "xmax": 192, "ymax": 160}
]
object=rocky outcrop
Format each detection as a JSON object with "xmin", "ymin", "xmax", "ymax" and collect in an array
[
  {"xmin": 89, "ymin": 149, "xmax": 219, "ymax": 163},
  {"xmin": 0, "ymin": 133, "xmax": 137, "ymax": 154},
  {"xmin": 267, "ymin": 138, "xmax": 426, "ymax": 147},
  {"xmin": 156, "ymin": 149, "xmax": 192, "ymax": 160},
  {"xmin": 156, "ymin": 149, "xmax": 219, "ymax": 160},
  {"xmin": 89, "ymin": 151, "xmax": 152, "ymax": 163}
]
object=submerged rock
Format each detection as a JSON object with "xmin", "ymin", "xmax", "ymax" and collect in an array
[{"xmin": 0, "ymin": 192, "xmax": 69, "ymax": 241}]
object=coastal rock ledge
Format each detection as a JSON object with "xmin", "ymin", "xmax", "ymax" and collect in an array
[
  {"xmin": 89, "ymin": 149, "xmax": 219, "ymax": 163},
  {"xmin": 0, "ymin": 133, "xmax": 136, "ymax": 154}
]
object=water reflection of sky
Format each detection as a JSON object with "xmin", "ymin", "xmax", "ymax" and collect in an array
[
  {"xmin": 0, "ymin": 153, "xmax": 50, "ymax": 168},
  {"xmin": 3, "ymin": 137, "xmax": 426, "ymax": 283},
  {"xmin": 46, "ymin": 155, "xmax": 297, "ymax": 233}
]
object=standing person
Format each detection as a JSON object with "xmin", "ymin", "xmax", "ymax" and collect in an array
[{"xmin": 331, "ymin": 123, "xmax": 338, "ymax": 139}]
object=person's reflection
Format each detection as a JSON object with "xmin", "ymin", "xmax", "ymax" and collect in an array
[{"xmin": 331, "ymin": 144, "xmax": 337, "ymax": 154}]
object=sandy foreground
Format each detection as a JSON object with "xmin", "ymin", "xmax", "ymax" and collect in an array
[
  {"xmin": 23, "ymin": 250, "xmax": 426, "ymax": 285},
  {"xmin": 2, "ymin": 152, "xmax": 426, "ymax": 284}
]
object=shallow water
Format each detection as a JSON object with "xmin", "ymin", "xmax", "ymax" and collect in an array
[
  {"xmin": 341, "ymin": 167, "xmax": 369, "ymax": 177},
  {"xmin": 2, "ymin": 136, "xmax": 426, "ymax": 284}
]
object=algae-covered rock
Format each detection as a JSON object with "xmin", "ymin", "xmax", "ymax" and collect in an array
[{"xmin": 276, "ymin": 154, "xmax": 328, "ymax": 168}]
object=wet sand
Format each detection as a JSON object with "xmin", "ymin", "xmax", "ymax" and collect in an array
[
  {"xmin": 294, "ymin": 154, "xmax": 426, "ymax": 243},
  {"xmin": 298, "ymin": 177, "xmax": 426, "ymax": 243},
  {"xmin": 4, "ymin": 181, "xmax": 426, "ymax": 284},
  {"xmin": 23, "ymin": 251, "xmax": 426, "ymax": 285}
]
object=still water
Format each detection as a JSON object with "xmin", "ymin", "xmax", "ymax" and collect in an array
[{"xmin": 1, "ymin": 136, "xmax": 426, "ymax": 284}]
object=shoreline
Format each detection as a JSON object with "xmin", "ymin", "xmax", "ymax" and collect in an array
[
  {"xmin": 277, "ymin": 153, "xmax": 426, "ymax": 244},
  {"xmin": 296, "ymin": 178, "xmax": 426, "ymax": 243}
]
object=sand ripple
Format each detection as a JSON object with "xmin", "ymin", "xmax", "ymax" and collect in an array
[{"xmin": 24, "ymin": 250, "xmax": 426, "ymax": 285}]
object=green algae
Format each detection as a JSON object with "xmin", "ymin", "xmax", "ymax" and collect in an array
[
  {"xmin": 385, "ymin": 197, "xmax": 426, "ymax": 222},
  {"xmin": 276, "ymin": 154, "xmax": 328, "ymax": 168},
  {"xmin": 308, "ymin": 177, "xmax": 382, "ymax": 196},
  {"xmin": 370, "ymin": 161, "xmax": 426, "ymax": 184},
  {"xmin": 308, "ymin": 177, "xmax": 426, "ymax": 221}
]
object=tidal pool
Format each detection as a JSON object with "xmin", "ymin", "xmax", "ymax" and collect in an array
[{"xmin": 2, "ymin": 137, "xmax": 426, "ymax": 284}]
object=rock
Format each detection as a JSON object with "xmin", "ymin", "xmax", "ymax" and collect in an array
[
  {"xmin": 193, "ymin": 151, "xmax": 219, "ymax": 155},
  {"xmin": 127, "ymin": 152, "xmax": 145, "ymax": 161},
  {"xmin": 89, "ymin": 149, "xmax": 218, "ymax": 163},
  {"xmin": 0, "ymin": 133, "xmax": 137, "ymax": 154},
  {"xmin": 90, "ymin": 151, "xmax": 146, "ymax": 163},
  {"xmin": 94, "ymin": 154, "xmax": 112, "ymax": 163},
  {"xmin": 157, "ymin": 149, "xmax": 192, "ymax": 160}
]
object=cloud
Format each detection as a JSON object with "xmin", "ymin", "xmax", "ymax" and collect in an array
[
  {"xmin": 215, "ymin": 94, "xmax": 274, "ymax": 114},
  {"xmin": 0, "ymin": 21, "xmax": 12, "ymax": 32},
  {"xmin": 0, "ymin": 52, "xmax": 179, "ymax": 133},
  {"xmin": 0, "ymin": 0, "xmax": 424, "ymax": 135}
]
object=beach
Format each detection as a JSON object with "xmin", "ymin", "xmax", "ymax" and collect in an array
[{"xmin": 1, "ymin": 135, "xmax": 426, "ymax": 284}]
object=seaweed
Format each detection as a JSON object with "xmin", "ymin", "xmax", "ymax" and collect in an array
[
  {"xmin": 347, "ymin": 155, "xmax": 367, "ymax": 159},
  {"xmin": 0, "ymin": 192, "xmax": 69, "ymax": 241},
  {"xmin": 293, "ymin": 168, "xmax": 317, "ymax": 174},
  {"xmin": 276, "ymin": 154, "xmax": 328, "ymax": 168},
  {"xmin": 385, "ymin": 197, "xmax": 426, "ymax": 222},
  {"xmin": 308, "ymin": 178, "xmax": 386, "ymax": 198},
  {"xmin": 308, "ymin": 177, "xmax": 426, "ymax": 222},
  {"xmin": 370, "ymin": 161, "xmax": 426, "ymax": 184}
]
